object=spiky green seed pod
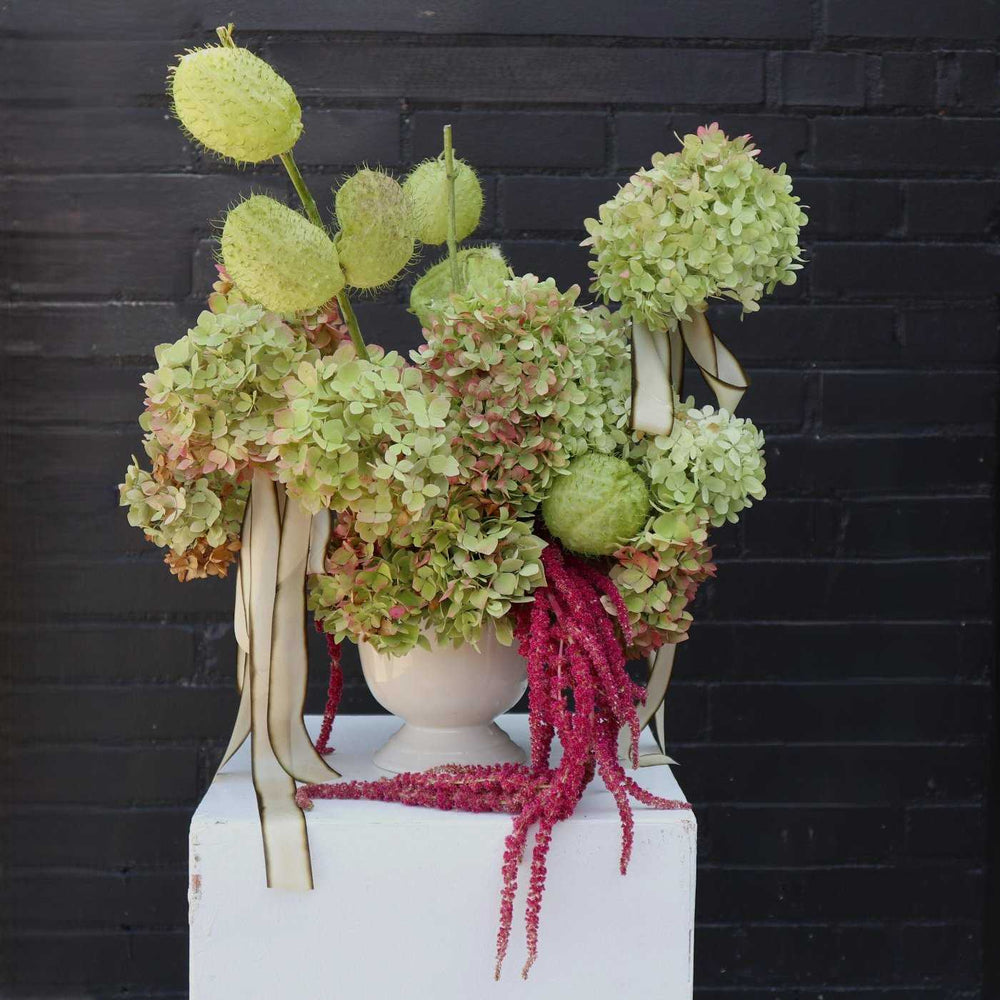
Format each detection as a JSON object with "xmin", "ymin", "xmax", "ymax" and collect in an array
[
  {"xmin": 403, "ymin": 157, "xmax": 483, "ymax": 245},
  {"xmin": 221, "ymin": 195, "xmax": 344, "ymax": 313},
  {"xmin": 169, "ymin": 45, "xmax": 302, "ymax": 164},
  {"xmin": 409, "ymin": 246, "xmax": 509, "ymax": 328},
  {"xmin": 542, "ymin": 453, "xmax": 650, "ymax": 556},
  {"xmin": 333, "ymin": 169, "xmax": 416, "ymax": 289}
]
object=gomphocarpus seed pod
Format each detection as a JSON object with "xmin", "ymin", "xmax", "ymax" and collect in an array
[
  {"xmin": 170, "ymin": 45, "xmax": 302, "ymax": 163},
  {"xmin": 221, "ymin": 195, "xmax": 344, "ymax": 313},
  {"xmin": 404, "ymin": 157, "xmax": 484, "ymax": 245},
  {"xmin": 333, "ymin": 169, "xmax": 416, "ymax": 290},
  {"xmin": 409, "ymin": 245, "xmax": 509, "ymax": 328}
]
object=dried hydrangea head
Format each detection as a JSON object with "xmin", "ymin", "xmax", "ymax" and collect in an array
[
  {"xmin": 119, "ymin": 435, "xmax": 248, "ymax": 580},
  {"xmin": 309, "ymin": 498, "xmax": 546, "ymax": 656},
  {"xmin": 169, "ymin": 45, "xmax": 302, "ymax": 163},
  {"xmin": 643, "ymin": 397, "xmax": 767, "ymax": 526},
  {"xmin": 542, "ymin": 453, "xmax": 650, "ymax": 556},
  {"xmin": 164, "ymin": 536, "xmax": 242, "ymax": 582},
  {"xmin": 334, "ymin": 168, "xmax": 416, "ymax": 289},
  {"xmin": 141, "ymin": 289, "xmax": 320, "ymax": 479},
  {"xmin": 221, "ymin": 195, "xmax": 344, "ymax": 313},
  {"xmin": 404, "ymin": 156, "xmax": 484, "ymax": 245},
  {"xmin": 413, "ymin": 274, "xmax": 628, "ymax": 507},
  {"xmin": 583, "ymin": 122, "xmax": 808, "ymax": 328},
  {"xmin": 409, "ymin": 245, "xmax": 508, "ymax": 329}
]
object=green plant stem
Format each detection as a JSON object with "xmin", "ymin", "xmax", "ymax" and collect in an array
[
  {"xmin": 278, "ymin": 150, "xmax": 369, "ymax": 360},
  {"xmin": 216, "ymin": 23, "xmax": 236, "ymax": 47},
  {"xmin": 443, "ymin": 124, "xmax": 459, "ymax": 292},
  {"xmin": 334, "ymin": 292, "xmax": 367, "ymax": 361},
  {"xmin": 279, "ymin": 151, "xmax": 324, "ymax": 229}
]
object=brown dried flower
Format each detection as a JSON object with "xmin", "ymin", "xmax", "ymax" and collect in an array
[{"xmin": 162, "ymin": 536, "xmax": 241, "ymax": 582}]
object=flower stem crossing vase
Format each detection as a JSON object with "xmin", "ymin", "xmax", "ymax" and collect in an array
[{"xmin": 359, "ymin": 629, "xmax": 528, "ymax": 773}]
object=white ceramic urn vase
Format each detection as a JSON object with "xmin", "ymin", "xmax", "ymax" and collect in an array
[{"xmin": 358, "ymin": 628, "xmax": 528, "ymax": 773}]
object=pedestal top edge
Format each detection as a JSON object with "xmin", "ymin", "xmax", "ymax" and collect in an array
[{"xmin": 192, "ymin": 714, "xmax": 692, "ymax": 827}]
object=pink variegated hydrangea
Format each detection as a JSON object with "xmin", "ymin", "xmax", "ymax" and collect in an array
[{"xmin": 412, "ymin": 274, "xmax": 630, "ymax": 509}]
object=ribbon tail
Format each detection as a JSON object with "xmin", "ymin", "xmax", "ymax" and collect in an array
[
  {"xmin": 215, "ymin": 505, "xmax": 254, "ymax": 776},
  {"xmin": 668, "ymin": 325, "xmax": 684, "ymax": 394},
  {"xmin": 630, "ymin": 319, "xmax": 675, "ymax": 436},
  {"xmin": 306, "ymin": 509, "xmax": 331, "ymax": 576},
  {"xmin": 218, "ymin": 650, "xmax": 251, "ymax": 773},
  {"xmin": 245, "ymin": 470, "xmax": 314, "ymax": 891},
  {"xmin": 680, "ymin": 311, "xmax": 749, "ymax": 413},
  {"xmin": 619, "ymin": 643, "xmax": 679, "ymax": 767},
  {"xmin": 268, "ymin": 490, "xmax": 340, "ymax": 783}
]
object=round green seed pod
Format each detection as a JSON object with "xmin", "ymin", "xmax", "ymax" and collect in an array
[
  {"xmin": 334, "ymin": 169, "xmax": 416, "ymax": 289},
  {"xmin": 169, "ymin": 46, "xmax": 302, "ymax": 163},
  {"xmin": 403, "ymin": 157, "xmax": 483, "ymax": 245},
  {"xmin": 221, "ymin": 195, "xmax": 344, "ymax": 313},
  {"xmin": 409, "ymin": 246, "xmax": 508, "ymax": 328},
  {"xmin": 542, "ymin": 453, "xmax": 650, "ymax": 556}
]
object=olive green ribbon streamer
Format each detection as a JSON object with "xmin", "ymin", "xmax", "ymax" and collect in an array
[
  {"xmin": 623, "ymin": 309, "xmax": 749, "ymax": 766},
  {"xmin": 214, "ymin": 472, "xmax": 338, "ymax": 890}
]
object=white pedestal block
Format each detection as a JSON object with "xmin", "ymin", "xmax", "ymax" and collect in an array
[{"xmin": 190, "ymin": 715, "xmax": 696, "ymax": 999}]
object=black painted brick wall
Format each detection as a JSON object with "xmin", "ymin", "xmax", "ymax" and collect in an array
[{"xmin": 1, "ymin": 1, "xmax": 997, "ymax": 997}]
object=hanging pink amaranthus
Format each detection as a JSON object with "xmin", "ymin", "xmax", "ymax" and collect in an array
[
  {"xmin": 296, "ymin": 542, "xmax": 690, "ymax": 978},
  {"xmin": 313, "ymin": 623, "xmax": 343, "ymax": 757}
]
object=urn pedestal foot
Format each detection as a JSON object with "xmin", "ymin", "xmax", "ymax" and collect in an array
[{"xmin": 373, "ymin": 719, "xmax": 526, "ymax": 773}]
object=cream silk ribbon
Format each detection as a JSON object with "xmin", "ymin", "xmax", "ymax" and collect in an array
[
  {"xmin": 621, "ymin": 310, "xmax": 749, "ymax": 766},
  {"xmin": 214, "ymin": 471, "xmax": 337, "ymax": 890}
]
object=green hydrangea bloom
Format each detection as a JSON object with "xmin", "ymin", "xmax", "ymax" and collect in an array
[
  {"xmin": 412, "ymin": 274, "xmax": 628, "ymax": 506},
  {"xmin": 583, "ymin": 122, "xmax": 808, "ymax": 328},
  {"xmin": 272, "ymin": 342, "xmax": 459, "ymax": 533},
  {"xmin": 309, "ymin": 496, "xmax": 546, "ymax": 655},
  {"xmin": 141, "ymin": 290, "xmax": 320, "ymax": 479},
  {"xmin": 560, "ymin": 305, "xmax": 632, "ymax": 459},
  {"xmin": 641, "ymin": 397, "xmax": 767, "ymax": 526}
]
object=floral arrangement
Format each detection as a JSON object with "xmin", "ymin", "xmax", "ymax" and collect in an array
[{"xmin": 119, "ymin": 23, "xmax": 806, "ymax": 979}]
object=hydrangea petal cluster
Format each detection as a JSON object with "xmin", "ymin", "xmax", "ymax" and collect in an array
[
  {"xmin": 210, "ymin": 265, "xmax": 350, "ymax": 352},
  {"xmin": 642, "ymin": 397, "xmax": 767, "ymax": 526},
  {"xmin": 583, "ymin": 122, "xmax": 808, "ymax": 328},
  {"xmin": 413, "ymin": 275, "xmax": 629, "ymax": 506},
  {"xmin": 141, "ymin": 290, "xmax": 319, "ymax": 479},
  {"xmin": 608, "ymin": 509, "xmax": 716, "ymax": 656},
  {"xmin": 271, "ymin": 343, "xmax": 458, "ymax": 531},
  {"xmin": 119, "ymin": 435, "xmax": 248, "ymax": 581},
  {"xmin": 309, "ymin": 496, "xmax": 546, "ymax": 655}
]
